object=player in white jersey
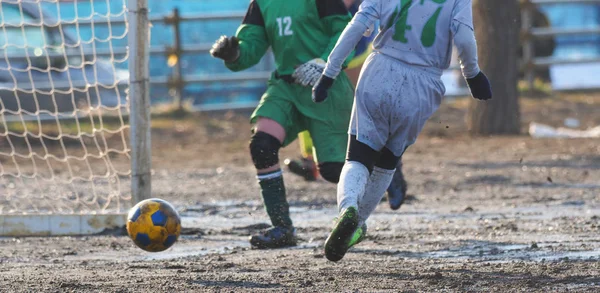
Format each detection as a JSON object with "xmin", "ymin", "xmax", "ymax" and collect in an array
[{"xmin": 312, "ymin": 0, "xmax": 492, "ymax": 261}]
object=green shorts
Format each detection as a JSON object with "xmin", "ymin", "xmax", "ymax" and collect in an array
[{"xmin": 251, "ymin": 73, "xmax": 354, "ymax": 163}]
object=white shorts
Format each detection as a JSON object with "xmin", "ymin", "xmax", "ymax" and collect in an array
[{"xmin": 349, "ymin": 52, "xmax": 446, "ymax": 156}]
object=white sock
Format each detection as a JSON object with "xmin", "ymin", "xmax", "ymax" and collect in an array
[
  {"xmin": 358, "ymin": 167, "xmax": 395, "ymax": 226},
  {"xmin": 337, "ymin": 161, "xmax": 370, "ymax": 212}
]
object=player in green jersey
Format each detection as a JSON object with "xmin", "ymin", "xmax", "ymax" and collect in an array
[{"xmin": 210, "ymin": 0, "xmax": 354, "ymax": 249}]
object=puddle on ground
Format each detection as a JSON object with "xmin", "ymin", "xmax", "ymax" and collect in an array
[
  {"xmin": 62, "ymin": 200, "xmax": 599, "ymax": 263},
  {"xmin": 352, "ymin": 241, "xmax": 600, "ymax": 263},
  {"xmin": 182, "ymin": 200, "xmax": 600, "ymax": 231},
  {"xmin": 420, "ymin": 242, "xmax": 599, "ymax": 262}
]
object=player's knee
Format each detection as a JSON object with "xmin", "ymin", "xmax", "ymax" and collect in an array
[
  {"xmin": 318, "ymin": 162, "xmax": 344, "ymax": 183},
  {"xmin": 249, "ymin": 131, "xmax": 282, "ymax": 169},
  {"xmin": 346, "ymin": 135, "xmax": 379, "ymax": 173},
  {"xmin": 375, "ymin": 148, "xmax": 400, "ymax": 170}
]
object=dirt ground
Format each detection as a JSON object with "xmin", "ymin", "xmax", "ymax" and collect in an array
[{"xmin": 1, "ymin": 93, "xmax": 600, "ymax": 292}]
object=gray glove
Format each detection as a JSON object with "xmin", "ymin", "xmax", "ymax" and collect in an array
[{"xmin": 292, "ymin": 58, "xmax": 326, "ymax": 87}]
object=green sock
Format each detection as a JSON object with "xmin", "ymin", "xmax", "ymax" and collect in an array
[{"xmin": 258, "ymin": 170, "xmax": 293, "ymax": 228}]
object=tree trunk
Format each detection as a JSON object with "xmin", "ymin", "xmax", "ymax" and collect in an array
[{"xmin": 467, "ymin": 0, "xmax": 521, "ymax": 135}]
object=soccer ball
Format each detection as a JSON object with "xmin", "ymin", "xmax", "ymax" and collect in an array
[{"xmin": 126, "ymin": 198, "xmax": 181, "ymax": 252}]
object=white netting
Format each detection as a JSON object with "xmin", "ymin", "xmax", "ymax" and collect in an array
[{"xmin": 0, "ymin": 0, "xmax": 131, "ymax": 214}]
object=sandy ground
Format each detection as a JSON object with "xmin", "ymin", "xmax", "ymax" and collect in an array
[{"xmin": 1, "ymin": 94, "xmax": 600, "ymax": 292}]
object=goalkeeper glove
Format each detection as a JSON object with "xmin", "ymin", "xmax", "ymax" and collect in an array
[
  {"xmin": 466, "ymin": 71, "xmax": 492, "ymax": 101},
  {"xmin": 312, "ymin": 75, "xmax": 335, "ymax": 103},
  {"xmin": 210, "ymin": 36, "xmax": 240, "ymax": 63},
  {"xmin": 292, "ymin": 58, "xmax": 326, "ymax": 87}
]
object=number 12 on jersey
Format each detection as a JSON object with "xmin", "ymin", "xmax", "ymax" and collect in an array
[
  {"xmin": 276, "ymin": 16, "xmax": 293, "ymax": 36},
  {"xmin": 388, "ymin": 0, "xmax": 447, "ymax": 47}
]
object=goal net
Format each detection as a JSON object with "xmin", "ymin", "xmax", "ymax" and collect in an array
[{"xmin": 0, "ymin": 0, "xmax": 135, "ymax": 218}]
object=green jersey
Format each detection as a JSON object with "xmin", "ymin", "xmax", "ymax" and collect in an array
[{"xmin": 225, "ymin": 0, "xmax": 354, "ymax": 75}]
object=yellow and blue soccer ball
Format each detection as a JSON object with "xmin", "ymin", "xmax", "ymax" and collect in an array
[{"xmin": 126, "ymin": 198, "xmax": 181, "ymax": 252}]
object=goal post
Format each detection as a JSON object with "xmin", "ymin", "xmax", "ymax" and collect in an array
[
  {"xmin": 0, "ymin": 0, "xmax": 150, "ymax": 236},
  {"xmin": 128, "ymin": 0, "xmax": 150, "ymax": 206}
]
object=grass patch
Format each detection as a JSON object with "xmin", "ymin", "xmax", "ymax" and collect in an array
[{"xmin": 518, "ymin": 79, "xmax": 553, "ymax": 97}]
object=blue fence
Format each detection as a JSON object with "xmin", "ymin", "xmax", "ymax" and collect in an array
[
  {"xmin": 144, "ymin": 0, "xmax": 271, "ymax": 108},
  {"xmin": 542, "ymin": 4, "xmax": 600, "ymax": 58}
]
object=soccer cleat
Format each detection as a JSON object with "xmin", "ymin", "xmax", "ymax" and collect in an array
[
  {"xmin": 348, "ymin": 223, "xmax": 367, "ymax": 249},
  {"xmin": 249, "ymin": 226, "xmax": 297, "ymax": 249},
  {"xmin": 284, "ymin": 157, "xmax": 319, "ymax": 181},
  {"xmin": 387, "ymin": 168, "xmax": 408, "ymax": 210},
  {"xmin": 324, "ymin": 207, "xmax": 358, "ymax": 262}
]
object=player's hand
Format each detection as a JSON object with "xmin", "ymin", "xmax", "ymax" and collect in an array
[
  {"xmin": 466, "ymin": 71, "xmax": 492, "ymax": 101},
  {"xmin": 210, "ymin": 35, "xmax": 240, "ymax": 63},
  {"xmin": 312, "ymin": 75, "xmax": 335, "ymax": 103},
  {"xmin": 293, "ymin": 58, "xmax": 326, "ymax": 87}
]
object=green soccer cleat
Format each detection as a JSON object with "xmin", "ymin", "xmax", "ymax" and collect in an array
[
  {"xmin": 324, "ymin": 207, "xmax": 358, "ymax": 262},
  {"xmin": 348, "ymin": 223, "xmax": 367, "ymax": 249}
]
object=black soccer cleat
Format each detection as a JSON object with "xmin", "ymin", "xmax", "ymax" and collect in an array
[
  {"xmin": 249, "ymin": 226, "xmax": 297, "ymax": 249},
  {"xmin": 387, "ymin": 167, "xmax": 408, "ymax": 210},
  {"xmin": 284, "ymin": 157, "xmax": 318, "ymax": 181},
  {"xmin": 324, "ymin": 207, "xmax": 358, "ymax": 262}
]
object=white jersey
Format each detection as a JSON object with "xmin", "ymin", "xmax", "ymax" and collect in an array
[
  {"xmin": 372, "ymin": 0, "xmax": 472, "ymax": 72},
  {"xmin": 324, "ymin": 0, "xmax": 477, "ymax": 78}
]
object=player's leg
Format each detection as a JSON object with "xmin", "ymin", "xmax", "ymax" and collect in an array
[
  {"xmin": 320, "ymin": 63, "xmax": 389, "ymax": 261},
  {"xmin": 332, "ymin": 135, "xmax": 400, "ymax": 252},
  {"xmin": 325, "ymin": 134, "xmax": 381, "ymax": 262},
  {"xmin": 357, "ymin": 148, "xmax": 400, "ymax": 227},
  {"xmin": 283, "ymin": 131, "xmax": 319, "ymax": 181},
  {"xmin": 247, "ymin": 81, "xmax": 303, "ymax": 249},
  {"xmin": 249, "ymin": 118, "xmax": 296, "ymax": 249},
  {"xmin": 347, "ymin": 44, "xmax": 410, "ymax": 211},
  {"xmin": 386, "ymin": 158, "xmax": 408, "ymax": 210},
  {"xmin": 343, "ymin": 33, "xmax": 410, "ymax": 211}
]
